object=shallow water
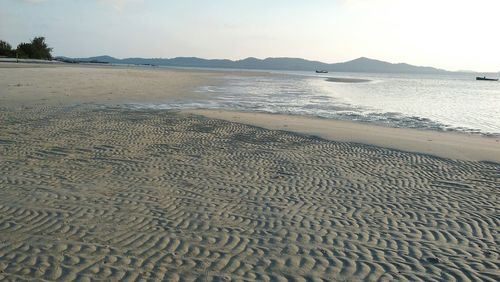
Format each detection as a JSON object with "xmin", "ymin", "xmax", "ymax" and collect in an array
[{"xmin": 131, "ymin": 70, "xmax": 500, "ymax": 135}]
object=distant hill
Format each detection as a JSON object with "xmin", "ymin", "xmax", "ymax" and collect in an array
[
  {"xmin": 327, "ymin": 57, "xmax": 446, "ymax": 73},
  {"xmin": 57, "ymin": 55, "xmax": 451, "ymax": 74}
]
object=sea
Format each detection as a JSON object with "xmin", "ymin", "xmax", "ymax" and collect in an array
[{"xmin": 130, "ymin": 69, "xmax": 500, "ymax": 136}]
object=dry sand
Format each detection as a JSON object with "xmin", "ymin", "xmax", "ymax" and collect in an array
[
  {"xmin": 0, "ymin": 64, "xmax": 499, "ymax": 281},
  {"xmin": 0, "ymin": 63, "xmax": 216, "ymax": 106}
]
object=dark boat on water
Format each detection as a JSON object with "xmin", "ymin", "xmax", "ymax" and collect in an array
[
  {"xmin": 476, "ymin": 76, "xmax": 498, "ymax": 81},
  {"xmin": 316, "ymin": 70, "xmax": 328, "ymax": 73}
]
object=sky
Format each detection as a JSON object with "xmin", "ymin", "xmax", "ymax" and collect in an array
[{"xmin": 1, "ymin": 0, "xmax": 500, "ymax": 72}]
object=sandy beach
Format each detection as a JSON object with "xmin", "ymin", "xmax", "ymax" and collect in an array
[{"xmin": 0, "ymin": 64, "xmax": 499, "ymax": 281}]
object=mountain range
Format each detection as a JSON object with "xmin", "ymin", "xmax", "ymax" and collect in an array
[{"xmin": 56, "ymin": 55, "xmax": 498, "ymax": 74}]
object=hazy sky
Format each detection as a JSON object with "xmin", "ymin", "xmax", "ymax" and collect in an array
[{"xmin": 2, "ymin": 0, "xmax": 499, "ymax": 71}]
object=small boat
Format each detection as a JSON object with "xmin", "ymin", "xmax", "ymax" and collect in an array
[
  {"xmin": 476, "ymin": 76, "xmax": 498, "ymax": 81},
  {"xmin": 316, "ymin": 70, "xmax": 328, "ymax": 74}
]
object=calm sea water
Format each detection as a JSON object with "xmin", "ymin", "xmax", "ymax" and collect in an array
[{"xmin": 132, "ymin": 70, "xmax": 500, "ymax": 136}]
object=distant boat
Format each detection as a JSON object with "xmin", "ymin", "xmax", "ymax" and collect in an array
[
  {"xmin": 316, "ymin": 70, "xmax": 328, "ymax": 73},
  {"xmin": 476, "ymin": 76, "xmax": 498, "ymax": 81}
]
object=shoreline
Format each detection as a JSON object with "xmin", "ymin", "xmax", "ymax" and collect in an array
[
  {"xmin": 2, "ymin": 63, "xmax": 498, "ymax": 162},
  {"xmin": 185, "ymin": 109, "xmax": 500, "ymax": 163}
]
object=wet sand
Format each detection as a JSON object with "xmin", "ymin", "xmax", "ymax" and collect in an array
[
  {"xmin": 326, "ymin": 77, "xmax": 371, "ymax": 83},
  {"xmin": 187, "ymin": 110, "xmax": 500, "ymax": 163},
  {"xmin": 0, "ymin": 64, "xmax": 499, "ymax": 281}
]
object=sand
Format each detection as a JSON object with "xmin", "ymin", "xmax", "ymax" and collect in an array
[
  {"xmin": 187, "ymin": 110, "xmax": 500, "ymax": 163},
  {"xmin": 326, "ymin": 77, "xmax": 371, "ymax": 83},
  {"xmin": 0, "ymin": 64, "xmax": 499, "ymax": 281},
  {"xmin": 0, "ymin": 63, "xmax": 218, "ymax": 106}
]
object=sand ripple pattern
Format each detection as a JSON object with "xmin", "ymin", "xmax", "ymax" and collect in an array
[{"xmin": 0, "ymin": 105, "xmax": 498, "ymax": 281}]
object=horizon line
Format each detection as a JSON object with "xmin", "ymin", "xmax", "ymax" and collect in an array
[{"xmin": 57, "ymin": 54, "xmax": 499, "ymax": 74}]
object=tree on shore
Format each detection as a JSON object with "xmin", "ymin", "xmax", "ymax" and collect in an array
[
  {"xmin": 17, "ymin": 37, "xmax": 53, "ymax": 60},
  {"xmin": 0, "ymin": 40, "xmax": 13, "ymax": 57},
  {"xmin": 0, "ymin": 37, "xmax": 53, "ymax": 59}
]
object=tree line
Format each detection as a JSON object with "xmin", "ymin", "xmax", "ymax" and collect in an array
[{"xmin": 0, "ymin": 37, "xmax": 52, "ymax": 60}]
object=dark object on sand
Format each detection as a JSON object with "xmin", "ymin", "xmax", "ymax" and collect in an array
[
  {"xmin": 88, "ymin": 60, "xmax": 110, "ymax": 64},
  {"xmin": 426, "ymin": 257, "xmax": 441, "ymax": 264},
  {"xmin": 476, "ymin": 76, "xmax": 498, "ymax": 81},
  {"xmin": 316, "ymin": 70, "xmax": 328, "ymax": 73}
]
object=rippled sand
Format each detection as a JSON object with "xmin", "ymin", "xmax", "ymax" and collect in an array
[{"xmin": 0, "ymin": 104, "xmax": 498, "ymax": 281}]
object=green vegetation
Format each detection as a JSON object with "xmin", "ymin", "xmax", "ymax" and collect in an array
[
  {"xmin": 0, "ymin": 40, "xmax": 14, "ymax": 57},
  {"xmin": 0, "ymin": 37, "xmax": 52, "ymax": 60}
]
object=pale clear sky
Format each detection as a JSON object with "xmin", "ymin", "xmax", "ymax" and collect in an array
[{"xmin": 2, "ymin": 0, "xmax": 499, "ymax": 72}]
